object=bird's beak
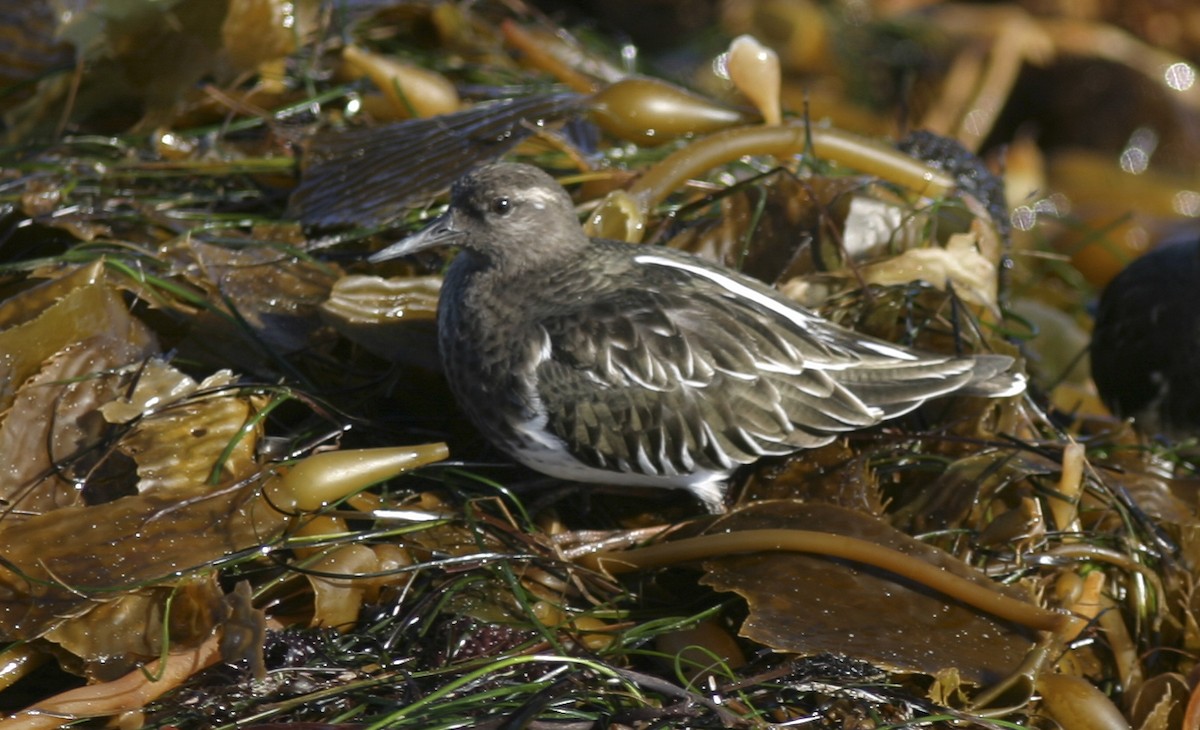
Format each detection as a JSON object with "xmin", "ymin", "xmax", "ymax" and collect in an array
[{"xmin": 369, "ymin": 213, "xmax": 463, "ymax": 263}]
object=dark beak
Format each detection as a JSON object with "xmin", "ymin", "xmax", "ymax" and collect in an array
[{"xmin": 369, "ymin": 213, "xmax": 462, "ymax": 263}]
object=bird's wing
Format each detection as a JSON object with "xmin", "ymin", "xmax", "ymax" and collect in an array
[{"xmin": 533, "ymin": 251, "xmax": 980, "ymax": 478}]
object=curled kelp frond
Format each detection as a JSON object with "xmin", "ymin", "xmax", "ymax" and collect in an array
[{"xmin": 319, "ymin": 274, "xmax": 440, "ymax": 368}]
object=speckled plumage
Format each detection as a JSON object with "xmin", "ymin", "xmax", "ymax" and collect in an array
[{"xmin": 371, "ymin": 163, "xmax": 1024, "ymax": 510}]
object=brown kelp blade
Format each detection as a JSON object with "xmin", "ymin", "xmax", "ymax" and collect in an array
[{"xmin": 289, "ymin": 93, "xmax": 585, "ymax": 229}]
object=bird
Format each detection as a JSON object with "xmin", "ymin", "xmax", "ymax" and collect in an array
[
  {"xmin": 370, "ymin": 162, "xmax": 1025, "ymax": 511},
  {"xmin": 1090, "ymin": 234, "xmax": 1200, "ymax": 440}
]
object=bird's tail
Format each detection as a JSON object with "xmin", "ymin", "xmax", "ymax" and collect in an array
[{"xmin": 958, "ymin": 354, "xmax": 1027, "ymax": 397}]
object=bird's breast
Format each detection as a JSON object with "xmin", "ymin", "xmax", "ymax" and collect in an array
[{"xmin": 437, "ymin": 263, "xmax": 549, "ymax": 432}]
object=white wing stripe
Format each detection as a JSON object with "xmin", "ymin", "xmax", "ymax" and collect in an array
[
  {"xmin": 634, "ymin": 253, "xmax": 920, "ymax": 362},
  {"xmin": 855, "ymin": 339, "xmax": 921, "ymax": 360}
]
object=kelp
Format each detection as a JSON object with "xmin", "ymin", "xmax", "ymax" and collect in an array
[
  {"xmin": 0, "ymin": 0, "xmax": 1198, "ymax": 728},
  {"xmin": 0, "ymin": 237, "xmax": 447, "ymax": 690}
]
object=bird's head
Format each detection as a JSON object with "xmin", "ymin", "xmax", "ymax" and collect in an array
[{"xmin": 370, "ymin": 162, "xmax": 587, "ymax": 269}]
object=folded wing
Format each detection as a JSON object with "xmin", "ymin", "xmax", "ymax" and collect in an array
[{"xmin": 534, "ymin": 251, "xmax": 1001, "ymax": 479}]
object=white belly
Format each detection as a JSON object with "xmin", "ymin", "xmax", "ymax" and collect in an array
[{"xmin": 507, "ymin": 412, "xmax": 729, "ymax": 511}]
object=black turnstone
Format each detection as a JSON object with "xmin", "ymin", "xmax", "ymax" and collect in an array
[
  {"xmin": 371, "ymin": 162, "xmax": 1025, "ymax": 510},
  {"xmin": 1091, "ymin": 234, "xmax": 1200, "ymax": 439}
]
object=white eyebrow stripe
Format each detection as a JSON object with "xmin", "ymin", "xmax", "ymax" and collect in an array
[
  {"xmin": 522, "ymin": 187, "xmax": 560, "ymax": 209},
  {"xmin": 634, "ymin": 254, "xmax": 920, "ymax": 362}
]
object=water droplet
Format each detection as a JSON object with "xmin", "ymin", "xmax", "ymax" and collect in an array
[
  {"xmin": 1164, "ymin": 62, "xmax": 1195, "ymax": 91},
  {"xmin": 1172, "ymin": 190, "xmax": 1200, "ymax": 217},
  {"xmin": 1011, "ymin": 205, "xmax": 1036, "ymax": 231}
]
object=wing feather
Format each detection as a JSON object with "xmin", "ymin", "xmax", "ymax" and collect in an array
[{"xmin": 533, "ymin": 246, "xmax": 1009, "ymax": 478}]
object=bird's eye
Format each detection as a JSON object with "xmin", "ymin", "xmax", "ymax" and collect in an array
[{"xmin": 490, "ymin": 197, "xmax": 512, "ymax": 216}]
